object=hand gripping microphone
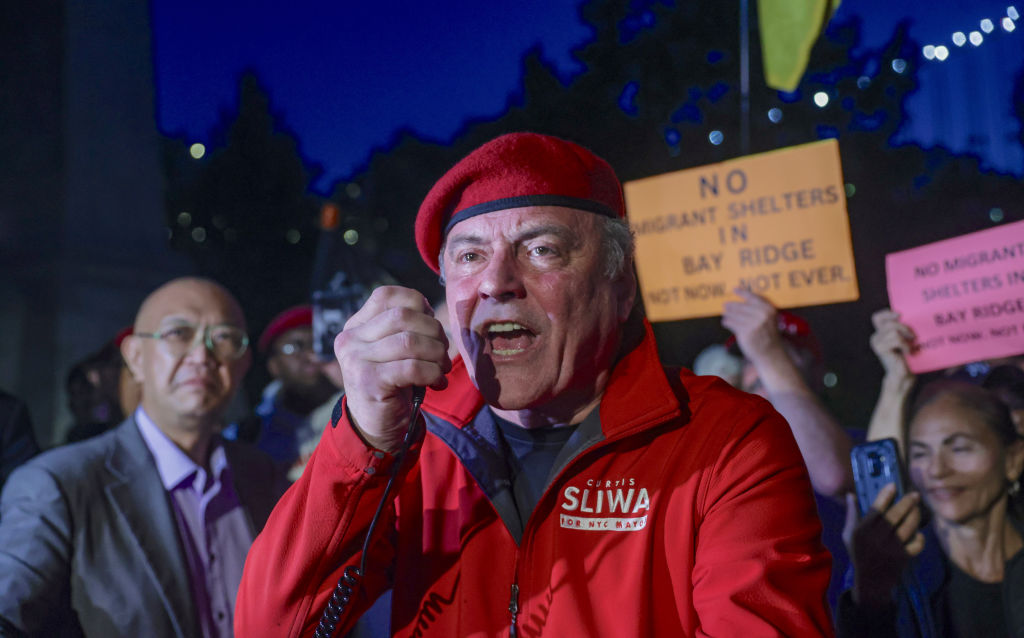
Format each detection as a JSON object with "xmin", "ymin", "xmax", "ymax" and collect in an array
[{"xmin": 314, "ymin": 387, "xmax": 426, "ymax": 638}]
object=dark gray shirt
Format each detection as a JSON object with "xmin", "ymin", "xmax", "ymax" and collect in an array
[{"xmin": 492, "ymin": 409, "xmax": 578, "ymax": 528}]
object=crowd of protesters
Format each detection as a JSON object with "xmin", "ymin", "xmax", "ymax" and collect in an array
[{"xmin": 0, "ymin": 132, "xmax": 1021, "ymax": 638}]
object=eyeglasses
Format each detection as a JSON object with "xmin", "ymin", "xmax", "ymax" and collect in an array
[
  {"xmin": 135, "ymin": 323, "xmax": 249, "ymax": 361},
  {"xmin": 278, "ymin": 340, "xmax": 315, "ymax": 357}
]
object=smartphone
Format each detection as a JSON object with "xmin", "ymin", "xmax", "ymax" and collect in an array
[{"xmin": 850, "ymin": 438, "xmax": 906, "ymax": 516}]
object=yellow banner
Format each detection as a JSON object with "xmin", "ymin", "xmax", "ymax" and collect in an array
[
  {"xmin": 758, "ymin": 0, "xmax": 841, "ymax": 92},
  {"xmin": 624, "ymin": 139, "xmax": 859, "ymax": 321}
]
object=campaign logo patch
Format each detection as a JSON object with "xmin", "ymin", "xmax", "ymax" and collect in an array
[{"xmin": 558, "ymin": 478, "xmax": 650, "ymax": 532}]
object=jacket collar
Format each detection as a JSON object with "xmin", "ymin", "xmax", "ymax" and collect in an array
[{"xmin": 104, "ymin": 418, "xmax": 199, "ymax": 637}]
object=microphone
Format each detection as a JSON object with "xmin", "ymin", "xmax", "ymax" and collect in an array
[
  {"xmin": 314, "ymin": 387, "xmax": 426, "ymax": 638},
  {"xmin": 403, "ymin": 387, "xmax": 426, "ymax": 447}
]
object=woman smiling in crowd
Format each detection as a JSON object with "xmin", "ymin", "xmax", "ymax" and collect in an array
[{"xmin": 839, "ymin": 380, "xmax": 1024, "ymax": 637}]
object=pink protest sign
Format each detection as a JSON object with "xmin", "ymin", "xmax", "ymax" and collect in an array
[{"xmin": 886, "ymin": 220, "xmax": 1024, "ymax": 373}]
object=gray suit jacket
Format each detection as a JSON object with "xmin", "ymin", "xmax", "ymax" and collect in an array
[{"xmin": 0, "ymin": 417, "xmax": 284, "ymax": 637}]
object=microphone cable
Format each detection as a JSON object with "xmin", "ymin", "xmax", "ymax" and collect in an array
[{"xmin": 314, "ymin": 387, "xmax": 426, "ymax": 638}]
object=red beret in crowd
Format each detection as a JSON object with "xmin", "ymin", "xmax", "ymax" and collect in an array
[{"xmin": 258, "ymin": 305, "xmax": 313, "ymax": 355}]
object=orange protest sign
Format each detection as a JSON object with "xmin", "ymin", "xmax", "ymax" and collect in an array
[{"xmin": 623, "ymin": 139, "xmax": 859, "ymax": 321}]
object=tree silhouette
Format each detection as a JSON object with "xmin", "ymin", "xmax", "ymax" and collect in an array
[
  {"xmin": 163, "ymin": 73, "xmax": 322, "ymax": 330},
  {"xmin": 162, "ymin": 72, "xmax": 324, "ymax": 400}
]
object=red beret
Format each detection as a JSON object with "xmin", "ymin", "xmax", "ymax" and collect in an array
[
  {"xmin": 113, "ymin": 325, "xmax": 133, "ymax": 349},
  {"xmin": 415, "ymin": 132, "xmax": 626, "ymax": 274},
  {"xmin": 258, "ymin": 305, "xmax": 312, "ymax": 354}
]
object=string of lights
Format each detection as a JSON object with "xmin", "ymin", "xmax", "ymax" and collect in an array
[
  {"xmin": 697, "ymin": 5, "xmax": 1021, "ymax": 148},
  {"xmin": 921, "ymin": 5, "xmax": 1019, "ymax": 62}
]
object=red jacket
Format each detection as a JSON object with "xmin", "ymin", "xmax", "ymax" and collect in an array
[{"xmin": 236, "ymin": 322, "xmax": 834, "ymax": 637}]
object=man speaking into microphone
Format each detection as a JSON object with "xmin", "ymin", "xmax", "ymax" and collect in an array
[{"xmin": 235, "ymin": 133, "xmax": 833, "ymax": 637}]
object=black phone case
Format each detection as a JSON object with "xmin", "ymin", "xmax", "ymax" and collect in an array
[{"xmin": 850, "ymin": 438, "xmax": 905, "ymax": 516}]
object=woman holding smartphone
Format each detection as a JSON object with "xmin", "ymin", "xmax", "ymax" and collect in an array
[{"xmin": 839, "ymin": 380, "xmax": 1024, "ymax": 637}]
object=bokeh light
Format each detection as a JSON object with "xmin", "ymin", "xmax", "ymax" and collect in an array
[
  {"xmin": 708, "ymin": 130, "xmax": 724, "ymax": 145},
  {"xmin": 176, "ymin": 211, "xmax": 191, "ymax": 227},
  {"xmin": 891, "ymin": 58, "xmax": 907, "ymax": 73},
  {"xmin": 934, "ymin": 45, "xmax": 949, "ymax": 61},
  {"xmin": 189, "ymin": 143, "xmax": 205, "ymax": 159},
  {"xmin": 970, "ymin": 30, "xmax": 984, "ymax": 45},
  {"xmin": 768, "ymin": 107, "xmax": 782, "ymax": 123},
  {"xmin": 286, "ymin": 229, "xmax": 301, "ymax": 244},
  {"xmin": 343, "ymin": 229, "xmax": 359, "ymax": 245},
  {"xmin": 981, "ymin": 18, "xmax": 995, "ymax": 33},
  {"xmin": 191, "ymin": 227, "xmax": 206, "ymax": 242},
  {"xmin": 813, "ymin": 91, "xmax": 829, "ymax": 107}
]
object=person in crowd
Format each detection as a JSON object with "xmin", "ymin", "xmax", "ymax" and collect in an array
[
  {"xmin": 0, "ymin": 277, "xmax": 285, "ymax": 637},
  {"xmin": 838, "ymin": 380, "xmax": 1024, "ymax": 637},
  {"xmin": 691, "ymin": 342, "xmax": 743, "ymax": 387},
  {"xmin": 64, "ymin": 337, "xmax": 125, "ymax": 443},
  {"xmin": 0, "ymin": 387, "xmax": 39, "ymax": 490},
  {"xmin": 305, "ymin": 358, "xmax": 346, "ymax": 459},
  {"xmin": 235, "ymin": 132, "xmax": 833, "ymax": 637},
  {"xmin": 252, "ymin": 304, "xmax": 340, "ymax": 481},
  {"xmin": 719, "ymin": 288, "xmax": 854, "ymax": 499},
  {"xmin": 863, "ymin": 308, "xmax": 919, "ymax": 453},
  {"xmin": 113, "ymin": 325, "xmax": 143, "ymax": 419}
]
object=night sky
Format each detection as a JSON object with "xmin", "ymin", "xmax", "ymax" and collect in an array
[
  {"xmin": 151, "ymin": 0, "xmax": 1023, "ymax": 191},
  {"xmin": 150, "ymin": 0, "xmax": 591, "ymax": 189}
]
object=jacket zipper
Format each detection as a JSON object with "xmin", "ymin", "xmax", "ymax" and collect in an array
[
  {"xmin": 504, "ymin": 420, "xmax": 664, "ymax": 638},
  {"xmin": 509, "ymin": 547, "xmax": 521, "ymax": 638},
  {"xmin": 508, "ymin": 581, "xmax": 520, "ymax": 637}
]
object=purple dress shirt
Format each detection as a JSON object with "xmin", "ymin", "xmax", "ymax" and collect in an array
[{"xmin": 136, "ymin": 409, "xmax": 254, "ymax": 638}]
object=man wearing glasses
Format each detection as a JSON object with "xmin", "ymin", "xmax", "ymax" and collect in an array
[
  {"xmin": 250, "ymin": 305, "xmax": 340, "ymax": 481},
  {"xmin": 0, "ymin": 277, "xmax": 284, "ymax": 638}
]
